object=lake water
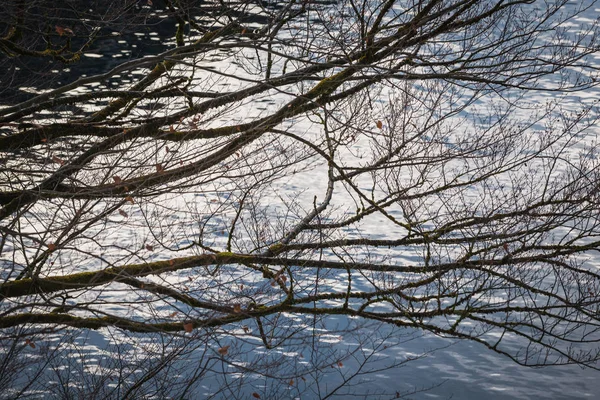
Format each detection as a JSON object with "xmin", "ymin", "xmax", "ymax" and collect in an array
[{"xmin": 2, "ymin": 1, "xmax": 600, "ymax": 398}]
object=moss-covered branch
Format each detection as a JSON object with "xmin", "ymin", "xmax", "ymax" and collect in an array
[{"xmin": 3, "ymin": 245, "xmax": 600, "ymax": 300}]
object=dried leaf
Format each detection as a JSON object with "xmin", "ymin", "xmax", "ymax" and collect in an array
[
  {"xmin": 52, "ymin": 155, "xmax": 65, "ymax": 165},
  {"xmin": 145, "ymin": 244, "xmax": 154, "ymax": 251},
  {"xmin": 300, "ymin": 376, "xmax": 306, "ymax": 382},
  {"xmin": 169, "ymin": 125, "xmax": 175, "ymax": 133},
  {"xmin": 168, "ymin": 311, "xmax": 178, "ymax": 318},
  {"xmin": 337, "ymin": 361, "xmax": 343, "ymax": 367},
  {"xmin": 118, "ymin": 209, "xmax": 128, "ymax": 218},
  {"xmin": 40, "ymin": 137, "xmax": 48, "ymax": 143},
  {"xmin": 242, "ymin": 325, "xmax": 250, "ymax": 333},
  {"xmin": 183, "ymin": 322, "xmax": 193, "ymax": 333},
  {"xmin": 165, "ymin": 146, "xmax": 170, "ymax": 153},
  {"xmin": 252, "ymin": 393, "xmax": 261, "ymax": 399},
  {"xmin": 147, "ymin": 0, "xmax": 153, "ymax": 5},
  {"xmin": 156, "ymin": 163, "xmax": 164, "ymax": 173},
  {"xmin": 47, "ymin": 243, "xmax": 57, "ymax": 251},
  {"xmin": 55, "ymin": 26, "xmax": 68, "ymax": 36},
  {"xmin": 376, "ymin": 120, "xmax": 383, "ymax": 129},
  {"xmin": 233, "ymin": 304, "xmax": 242, "ymax": 313},
  {"xmin": 289, "ymin": 379, "xmax": 294, "ymax": 386},
  {"xmin": 218, "ymin": 345, "xmax": 230, "ymax": 356},
  {"xmin": 113, "ymin": 176, "xmax": 122, "ymax": 184},
  {"xmin": 25, "ymin": 339, "xmax": 36, "ymax": 348},
  {"xmin": 125, "ymin": 196, "xmax": 135, "ymax": 204}
]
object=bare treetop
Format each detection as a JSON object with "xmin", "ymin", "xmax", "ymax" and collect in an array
[{"xmin": 1, "ymin": 1, "xmax": 600, "ymax": 398}]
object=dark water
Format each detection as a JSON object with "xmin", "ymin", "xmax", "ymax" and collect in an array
[{"xmin": 0, "ymin": 0, "xmax": 279, "ymax": 106}]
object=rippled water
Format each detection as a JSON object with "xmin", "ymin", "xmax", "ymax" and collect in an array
[{"xmin": 2, "ymin": 1, "xmax": 600, "ymax": 399}]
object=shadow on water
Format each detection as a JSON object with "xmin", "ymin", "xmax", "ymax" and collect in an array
[{"xmin": 0, "ymin": 0, "xmax": 283, "ymax": 106}]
